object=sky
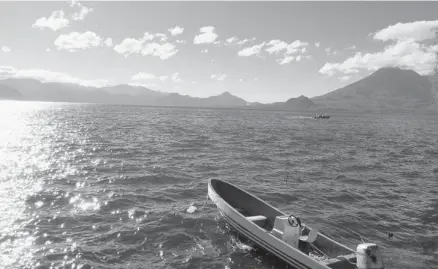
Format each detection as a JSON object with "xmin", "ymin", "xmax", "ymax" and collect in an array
[{"xmin": 0, "ymin": 1, "xmax": 438, "ymax": 103}]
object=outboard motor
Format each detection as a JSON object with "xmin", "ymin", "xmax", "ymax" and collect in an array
[{"xmin": 356, "ymin": 243, "xmax": 384, "ymax": 269}]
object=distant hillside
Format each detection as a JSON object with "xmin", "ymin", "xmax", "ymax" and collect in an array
[
  {"xmin": 251, "ymin": 95, "xmax": 317, "ymax": 111},
  {"xmin": 312, "ymin": 67, "xmax": 436, "ymax": 112},
  {"xmin": 0, "ymin": 78, "xmax": 248, "ymax": 108},
  {"xmin": 3, "ymin": 67, "xmax": 438, "ymax": 113},
  {"xmin": 0, "ymin": 84, "xmax": 23, "ymax": 100}
]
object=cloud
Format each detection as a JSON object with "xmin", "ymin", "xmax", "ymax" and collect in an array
[
  {"xmin": 176, "ymin": 40, "xmax": 186, "ymax": 44},
  {"xmin": 171, "ymin": 72, "xmax": 182, "ymax": 82},
  {"xmin": 70, "ymin": 1, "xmax": 93, "ymax": 21},
  {"xmin": 54, "ymin": 31, "xmax": 102, "ymax": 51},
  {"xmin": 201, "ymin": 49, "xmax": 208, "ymax": 53},
  {"xmin": 265, "ymin": 40, "xmax": 288, "ymax": 55},
  {"xmin": 346, "ymin": 45, "xmax": 356, "ymax": 50},
  {"xmin": 104, "ymin": 38, "xmax": 113, "ymax": 48},
  {"xmin": 130, "ymin": 72, "xmax": 168, "ymax": 82},
  {"xmin": 46, "ymin": 48, "xmax": 51, "ymax": 52},
  {"xmin": 265, "ymin": 39, "xmax": 309, "ymax": 57},
  {"xmin": 315, "ymin": 42, "xmax": 320, "ymax": 48},
  {"xmin": 225, "ymin": 37, "xmax": 238, "ymax": 45},
  {"xmin": 168, "ymin": 26, "xmax": 184, "ymax": 36},
  {"xmin": 263, "ymin": 39, "xmax": 310, "ymax": 64},
  {"xmin": 373, "ymin": 20, "xmax": 438, "ymax": 42},
  {"xmin": 224, "ymin": 37, "xmax": 256, "ymax": 47},
  {"xmin": 277, "ymin": 56, "xmax": 295, "ymax": 65},
  {"xmin": 325, "ymin": 47, "xmax": 337, "ymax": 56},
  {"xmin": 114, "ymin": 32, "xmax": 178, "ymax": 59},
  {"xmin": 32, "ymin": 10, "xmax": 69, "ymax": 31},
  {"xmin": 211, "ymin": 73, "xmax": 227, "ymax": 81},
  {"xmin": 131, "ymin": 72, "xmax": 156, "ymax": 81},
  {"xmin": 237, "ymin": 39, "xmax": 250, "ymax": 46},
  {"xmin": 193, "ymin": 26, "xmax": 218, "ymax": 44},
  {"xmin": 1, "ymin": 46, "xmax": 11, "ymax": 53},
  {"xmin": 141, "ymin": 42, "xmax": 178, "ymax": 60},
  {"xmin": 114, "ymin": 38, "xmax": 144, "ymax": 56},
  {"xmin": 238, "ymin": 42, "xmax": 266, "ymax": 57},
  {"xmin": 319, "ymin": 39, "xmax": 438, "ymax": 76},
  {"xmin": 0, "ymin": 65, "xmax": 108, "ymax": 87}
]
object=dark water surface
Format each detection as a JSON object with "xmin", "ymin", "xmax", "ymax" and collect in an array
[{"xmin": 0, "ymin": 101, "xmax": 437, "ymax": 269}]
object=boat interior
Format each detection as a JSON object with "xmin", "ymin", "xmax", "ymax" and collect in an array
[{"xmin": 210, "ymin": 179, "xmax": 358, "ymax": 269}]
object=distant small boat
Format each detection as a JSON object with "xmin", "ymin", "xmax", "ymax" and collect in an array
[
  {"xmin": 208, "ymin": 179, "xmax": 385, "ymax": 269},
  {"xmin": 314, "ymin": 114, "xmax": 330, "ymax": 119}
]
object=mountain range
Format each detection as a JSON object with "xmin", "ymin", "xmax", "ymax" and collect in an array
[{"xmin": 1, "ymin": 67, "xmax": 437, "ymax": 112}]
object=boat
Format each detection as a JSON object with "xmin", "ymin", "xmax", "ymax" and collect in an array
[
  {"xmin": 207, "ymin": 179, "xmax": 384, "ymax": 269},
  {"xmin": 314, "ymin": 114, "xmax": 330, "ymax": 119}
]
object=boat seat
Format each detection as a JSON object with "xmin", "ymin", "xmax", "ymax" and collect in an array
[
  {"xmin": 321, "ymin": 253, "xmax": 357, "ymax": 268},
  {"xmin": 299, "ymin": 229, "xmax": 318, "ymax": 243},
  {"xmin": 246, "ymin": 215, "xmax": 267, "ymax": 226}
]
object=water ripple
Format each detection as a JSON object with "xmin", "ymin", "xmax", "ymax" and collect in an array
[{"xmin": 0, "ymin": 102, "xmax": 437, "ymax": 269}]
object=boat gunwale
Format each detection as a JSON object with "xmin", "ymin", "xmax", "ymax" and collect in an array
[{"xmin": 208, "ymin": 178, "xmax": 357, "ymax": 266}]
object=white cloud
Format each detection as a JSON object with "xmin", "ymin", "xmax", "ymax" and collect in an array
[
  {"xmin": 319, "ymin": 20, "xmax": 438, "ymax": 76},
  {"xmin": 70, "ymin": 1, "xmax": 93, "ymax": 21},
  {"xmin": 168, "ymin": 26, "xmax": 184, "ymax": 36},
  {"xmin": 237, "ymin": 39, "xmax": 249, "ymax": 46},
  {"xmin": 141, "ymin": 42, "xmax": 178, "ymax": 60},
  {"xmin": 325, "ymin": 47, "xmax": 337, "ymax": 56},
  {"xmin": 301, "ymin": 47, "xmax": 307, "ymax": 53},
  {"xmin": 104, "ymin": 38, "xmax": 113, "ymax": 48},
  {"xmin": 54, "ymin": 31, "xmax": 102, "ymax": 51},
  {"xmin": 46, "ymin": 48, "xmax": 51, "ymax": 52},
  {"xmin": 373, "ymin": 20, "xmax": 438, "ymax": 42},
  {"xmin": 155, "ymin": 33, "xmax": 168, "ymax": 42},
  {"xmin": 131, "ymin": 72, "xmax": 156, "ymax": 81},
  {"xmin": 211, "ymin": 73, "xmax": 227, "ymax": 81},
  {"xmin": 114, "ymin": 38, "xmax": 144, "ymax": 56},
  {"xmin": 171, "ymin": 72, "xmax": 182, "ymax": 82},
  {"xmin": 277, "ymin": 56, "xmax": 295, "ymax": 65},
  {"xmin": 265, "ymin": 40, "xmax": 288, "ymax": 55},
  {"xmin": 130, "ymin": 72, "xmax": 168, "ymax": 82},
  {"xmin": 114, "ymin": 33, "xmax": 178, "ymax": 59},
  {"xmin": 0, "ymin": 65, "xmax": 108, "ymax": 87},
  {"xmin": 315, "ymin": 42, "xmax": 320, "ymax": 48},
  {"xmin": 193, "ymin": 26, "xmax": 218, "ymax": 44},
  {"xmin": 32, "ymin": 10, "xmax": 69, "ymax": 31},
  {"xmin": 265, "ymin": 39, "xmax": 308, "ymax": 56},
  {"xmin": 346, "ymin": 45, "xmax": 356, "ymax": 50},
  {"xmin": 176, "ymin": 40, "xmax": 186, "ymax": 44},
  {"xmin": 1, "ymin": 46, "xmax": 11, "ymax": 53},
  {"xmin": 319, "ymin": 39, "xmax": 438, "ymax": 76},
  {"xmin": 238, "ymin": 42, "xmax": 265, "ymax": 57},
  {"xmin": 226, "ymin": 37, "xmax": 238, "ymax": 45},
  {"xmin": 201, "ymin": 49, "xmax": 208, "ymax": 53}
]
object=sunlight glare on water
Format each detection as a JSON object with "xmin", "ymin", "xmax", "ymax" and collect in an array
[{"xmin": 0, "ymin": 101, "xmax": 437, "ymax": 269}]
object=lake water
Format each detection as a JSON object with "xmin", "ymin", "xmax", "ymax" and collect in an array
[{"xmin": 0, "ymin": 101, "xmax": 437, "ymax": 269}]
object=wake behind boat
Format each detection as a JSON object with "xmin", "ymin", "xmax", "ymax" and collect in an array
[{"xmin": 208, "ymin": 179, "xmax": 384, "ymax": 269}]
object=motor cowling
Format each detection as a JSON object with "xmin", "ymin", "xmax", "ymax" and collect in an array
[{"xmin": 356, "ymin": 243, "xmax": 384, "ymax": 269}]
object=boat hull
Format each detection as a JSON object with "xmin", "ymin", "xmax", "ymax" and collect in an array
[{"xmin": 208, "ymin": 179, "xmax": 329, "ymax": 269}]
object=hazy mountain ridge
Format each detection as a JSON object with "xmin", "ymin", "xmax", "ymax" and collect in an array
[
  {"xmin": 0, "ymin": 84, "xmax": 23, "ymax": 100},
  {"xmin": 312, "ymin": 67, "xmax": 437, "ymax": 113},
  {"xmin": 1, "ymin": 67, "xmax": 438, "ymax": 112}
]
